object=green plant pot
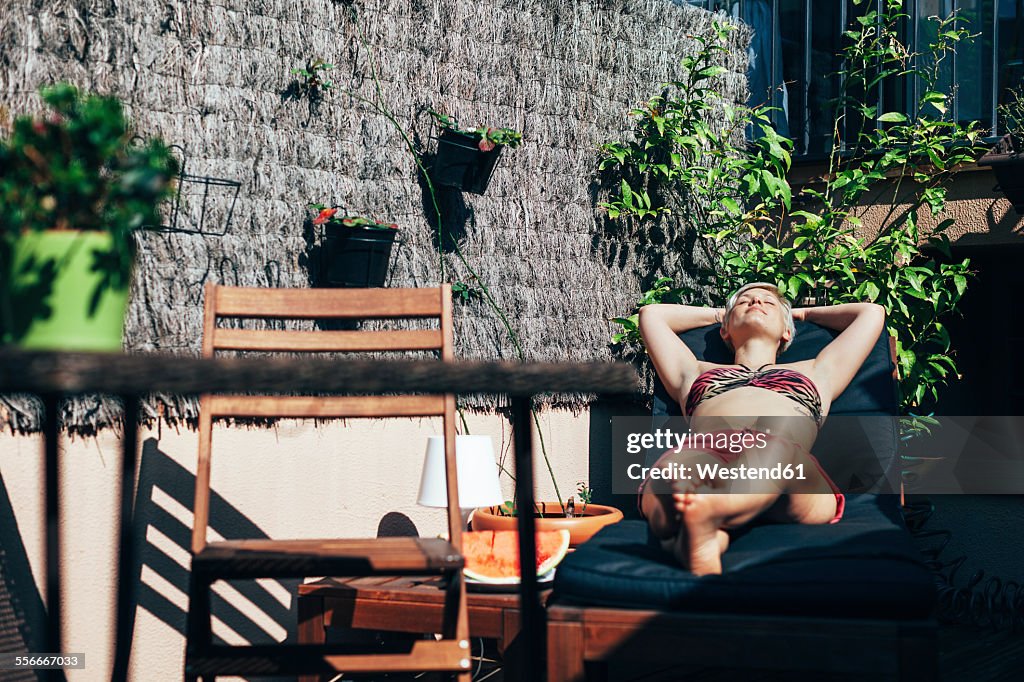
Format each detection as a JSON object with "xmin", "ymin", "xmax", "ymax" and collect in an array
[{"xmin": 3, "ymin": 230, "xmax": 131, "ymax": 351}]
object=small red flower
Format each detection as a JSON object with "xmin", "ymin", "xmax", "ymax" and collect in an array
[
  {"xmin": 388, "ymin": 223, "xmax": 399, "ymax": 230},
  {"xmin": 478, "ymin": 129, "xmax": 496, "ymax": 152},
  {"xmin": 313, "ymin": 207, "xmax": 337, "ymax": 225}
]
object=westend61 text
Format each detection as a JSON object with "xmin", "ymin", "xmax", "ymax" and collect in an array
[
  {"xmin": 625, "ymin": 428, "xmax": 768, "ymax": 455},
  {"xmin": 627, "ymin": 462, "xmax": 807, "ymax": 482}
]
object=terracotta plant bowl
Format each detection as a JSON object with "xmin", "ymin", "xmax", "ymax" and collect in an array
[{"xmin": 471, "ymin": 502, "xmax": 624, "ymax": 548}]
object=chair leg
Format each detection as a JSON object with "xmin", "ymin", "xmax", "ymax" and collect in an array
[
  {"xmin": 297, "ymin": 594, "xmax": 326, "ymax": 682},
  {"xmin": 184, "ymin": 572, "xmax": 212, "ymax": 680},
  {"xmin": 442, "ymin": 569, "xmax": 471, "ymax": 682}
]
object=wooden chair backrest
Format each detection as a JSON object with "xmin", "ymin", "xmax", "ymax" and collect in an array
[{"xmin": 191, "ymin": 283, "xmax": 459, "ymax": 553}]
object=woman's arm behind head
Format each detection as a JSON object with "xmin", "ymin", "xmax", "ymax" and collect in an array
[
  {"xmin": 638, "ymin": 304, "xmax": 723, "ymax": 398},
  {"xmin": 803, "ymin": 303, "xmax": 887, "ymax": 402}
]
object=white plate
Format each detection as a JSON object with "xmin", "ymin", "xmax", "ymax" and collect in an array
[{"xmin": 465, "ymin": 569, "xmax": 556, "ymax": 592}]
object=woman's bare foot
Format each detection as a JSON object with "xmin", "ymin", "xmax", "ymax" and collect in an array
[{"xmin": 660, "ymin": 490, "xmax": 730, "ymax": 576}]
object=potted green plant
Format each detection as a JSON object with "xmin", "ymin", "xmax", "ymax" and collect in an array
[
  {"xmin": 0, "ymin": 83, "xmax": 179, "ymax": 351},
  {"xmin": 470, "ymin": 482, "xmax": 624, "ymax": 548},
  {"xmin": 311, "ymin": 205, "xmax": 400, "ymax": 288},
  {"xmin": 978, "ymin": 94, "xmax": 1024, "ymax": 214},
  {"xmin": 428, "ymin": 110, "xmax": 522, "ymax": 195}
]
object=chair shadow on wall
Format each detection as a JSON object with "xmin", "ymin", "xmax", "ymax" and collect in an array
[
  {"xmin": 128, "ymin": 438, "xmax": 294, "ymax": 677},
  {"xmin": 0, "ymin": 475, "xmax": 48, "ymax": 670},
  {"xmin": 127, "ymin": 437, "xmax": 422, "ymax": 677}
]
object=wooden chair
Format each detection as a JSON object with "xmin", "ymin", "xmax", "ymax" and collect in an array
[{"xmin": 184, "ymin": 283, "xmax": 470, "ymax": 681}]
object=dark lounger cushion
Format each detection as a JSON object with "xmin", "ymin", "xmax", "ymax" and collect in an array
[{"xmin": 553, "ymin": 495, "xmax": 935, "ymax": 617}]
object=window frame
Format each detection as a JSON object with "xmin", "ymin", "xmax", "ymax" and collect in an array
[{"xmin": 686, "ymin": 0, "xmax": 1022, "ymax": 159}]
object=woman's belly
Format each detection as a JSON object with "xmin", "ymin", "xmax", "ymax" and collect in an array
[{"xmin": 684, "ymin": 387, "xmax": 820, "ymax": 452}]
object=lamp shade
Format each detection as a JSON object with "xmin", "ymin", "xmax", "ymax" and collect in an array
[{"xmin": 417, "ymin": 435, "xmax": 504, "ymax": 509}]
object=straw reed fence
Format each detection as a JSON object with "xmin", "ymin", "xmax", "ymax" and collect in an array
[{"xmin": 0, "ymin": 0, "xmax": 750, "ymax": 432}]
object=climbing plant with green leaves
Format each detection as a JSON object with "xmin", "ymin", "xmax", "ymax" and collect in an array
[{"xmin": 605, "ymin": 1, "xmax": 984, "ymax": 413}]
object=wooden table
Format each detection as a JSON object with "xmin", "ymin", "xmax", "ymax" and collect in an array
[
  {"xmin": 297, "ymin": 576, "xmax": 552, "ymax": 682},
  {"xmin": 0, "ymin": 350, "xmax": 637, "ymax": 682}
]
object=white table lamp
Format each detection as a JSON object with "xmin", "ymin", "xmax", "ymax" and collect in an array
[{"xmin": 417, "ymin": 435, "xmax": 504, "ymax": 522}]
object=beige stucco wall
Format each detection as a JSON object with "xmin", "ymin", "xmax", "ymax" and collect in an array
[
  {"xmin": 0, "ymin": 409, "xmax": 593, "ymax": 681},
  {"xmin": 838, "ymin": 166, "xmax": 1024, "ymax": 245}
]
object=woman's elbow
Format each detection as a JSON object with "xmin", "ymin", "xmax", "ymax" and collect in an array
[
  {"xmin": 637, "ymin": 305, "xmax": 657, "ymax": 338},
  {"xmin": 864, "ymin": 303, "xmax": 886, "ymax": 328},
  {"xmin": 637, "ymin": 304, "xmax": 660, "ymax": 327}
]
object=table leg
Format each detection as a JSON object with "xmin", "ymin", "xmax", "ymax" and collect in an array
[
  {"xmin": 511, "ymin": 396, "xmax": 545, "ymax": 682},
  {"xmin": 112, "ymin": 395, "xmax": 139, "ymax": 681},
  {"xmin": 547, "ymin": 619, "xmax": 585, "ymax": 682}
]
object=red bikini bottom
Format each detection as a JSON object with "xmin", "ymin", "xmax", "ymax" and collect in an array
[{"xmin": 637, "ymin": 429, "xmax": 845, "ymax": 524}]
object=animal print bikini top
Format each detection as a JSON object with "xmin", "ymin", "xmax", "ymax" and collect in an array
[{"xmin": 684, "ymin": 364, "xmax": 824, "ymax": 427}]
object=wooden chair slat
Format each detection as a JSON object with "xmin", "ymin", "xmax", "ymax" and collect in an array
[
  {"xmin": 193, "ymin": 538, "xmax": 462, "ymax": 576},
  {"xmin": 203, "ymin": 538, "xmax": 454, "ymax": 554},
  {"xmin": 214, "ymin": 286, "xmax": 444, "ymax": 319},
  {"xmin": 212, "ymin": 328, "xmax": 443, "ymax": 352},
  {"xmin": 188, "ymin": 641, "xmax": 470, "ymax": 676},
  {"xmin": 205, "ymin": 395, "xmax": 446, "ymax": 418}
]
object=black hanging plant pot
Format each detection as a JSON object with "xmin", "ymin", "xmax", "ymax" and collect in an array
[
  {"xmin": 433, "ymin": 129, "xmax": 504, "ymax": 195},
  {"xmin": 978, "ymin": 133, "xmax": 1024, "ymax": 215},
  {"xmin": 428, "ymin": 110, "xmax": 522, "ymax": 195},
  {"xmin": 312, "ymin": 207, "xmax": 400, "ymax": 288}
]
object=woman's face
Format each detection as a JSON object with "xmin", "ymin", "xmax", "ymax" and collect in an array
[{"xmin": 723, "ymin": 287, "xmax": 791, "ymax": 347}]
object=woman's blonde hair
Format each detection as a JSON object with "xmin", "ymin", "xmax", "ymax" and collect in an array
[{"xmin": 722, "ymin": 282, "xmax": 795, "ymax": 352}]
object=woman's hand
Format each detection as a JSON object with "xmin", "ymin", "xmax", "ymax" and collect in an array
[{"xmin": 798, "ymin": 303, "xmax": 880, "ymax": 332}]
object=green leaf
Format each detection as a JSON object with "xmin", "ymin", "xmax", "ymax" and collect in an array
[
  {"xmin": 899, "ymin": 348, "xmax": 917, "ymax": 374},
  {"xmin": 953, "ymin": 274, "xmax": 967, "ymax": 297},
  {"xmin": 929, "ymin": 233, "xmax": 950, "ymax": 258},
  {"xmin": 921, "ymin": 91, "xmax": 947, "ymax": 114},
  {"xmin": 864, "ymin": 281, "xmax": 881, "ymax": 302},
  {"xmin": 877, "ymin": 112, "xmax": 909, "ymax": 123},
  {"xmin": 787, "ymin": 275, "xmax": 803, "ymax": 299},
  {"xmin": 620, "ymin": 180, "xmax": 634, "ymax": 208},
  {"xmin": 696, "ymin": 65, "xmax": 727, "ymax": 80}
]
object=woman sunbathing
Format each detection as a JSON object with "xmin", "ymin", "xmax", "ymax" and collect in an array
[{"xmin": 638, "ymin": 282, "xmax": 885, "ymax": 575}]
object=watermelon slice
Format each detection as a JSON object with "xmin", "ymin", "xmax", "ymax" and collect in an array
[{"xmin": 461, "ymin": 529, "xmax": 571, "ymax": 585}]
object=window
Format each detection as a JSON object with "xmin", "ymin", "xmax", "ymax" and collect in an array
[{"xmin": 686, "ymin": 0, "xmax": 1024, "ymax": 156}]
